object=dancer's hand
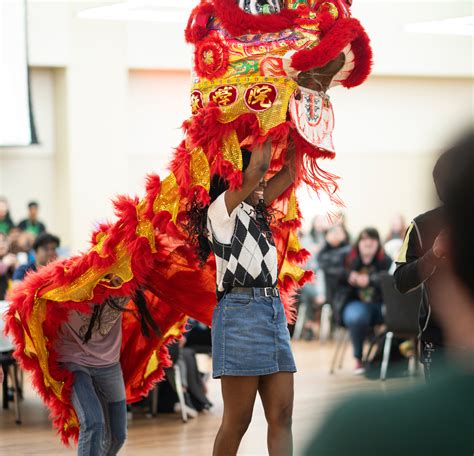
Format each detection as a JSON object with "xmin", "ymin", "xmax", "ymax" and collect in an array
[{"xmin": 0, "ymin": 366, "xmax": 3, "ymax": 384}]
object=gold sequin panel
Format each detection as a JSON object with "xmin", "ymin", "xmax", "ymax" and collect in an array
[{"xmin": 193, "ymin": 76, "xmax": 298, "ymax": 134}]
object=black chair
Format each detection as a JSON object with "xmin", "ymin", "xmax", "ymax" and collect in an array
[
  {"xmin": 376, "ymin": 272, "xmax": 421, "ymax": 381},
  {"xmin": 1, "ymin": 351, "xmax": 22, "ymax": 424}
]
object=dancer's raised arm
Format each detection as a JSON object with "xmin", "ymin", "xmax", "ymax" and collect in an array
[
  {"xmin": 263, "ymin": 140, "xmax": 296, "ymax": 206},
  {"xmin": 224, "ymin": 141, "xmax": 272, "ymax": 215}
]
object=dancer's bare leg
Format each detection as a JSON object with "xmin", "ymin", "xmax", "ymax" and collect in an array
[
  {"xmin": 213, "ymin": 376, "xmax": 259, "ymax": 456},
  {"xmin": 258, "ymin": 372, "xmax": 294, "ymax": 456}
]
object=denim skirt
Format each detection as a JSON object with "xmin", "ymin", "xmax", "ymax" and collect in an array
[{"xmin": 211, "ymin": 290, "xmax": 297, "ymax": 378}]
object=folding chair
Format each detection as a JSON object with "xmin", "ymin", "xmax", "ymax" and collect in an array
[
  {"xmin": 1, "ymin": 351, "xmax": 22, "ymax": 424},
  {"xmin": 378, "ymin": 273, "xmax": 421, "ymax": 381}
]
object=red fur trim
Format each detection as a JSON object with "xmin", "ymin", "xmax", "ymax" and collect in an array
[
  {"xmin": 170, "ymin": 141, "xmax": 192, "ymax": 196},
  {"xmin": 291, "ymin": 18, "xmax": 372, "ymax": 88},
  {"xmin": 211, "ymin": 156, "xmax": 243, "ymax": 191},
  {"xmin": 287, "ymin": 248, "xmax": 311, "ymax": 264},
  {"xmin": 341, "ymin": 25, "xmax": 372, "ymax": 88},
  {"xmin": 213, "ymin": 0, "xmax": 298, "ymax": 36},
  {"xmin": 185, "ymin": 2, "xmax": 214, "ymax": 44},
  {"xmin": 189, "ymin": 185, "xmax": 211, "ymax": 206},
  {"xmin": 278, "ymin": 269, "xmax": 314, "ymax": 323},
  {"xmin": 144, "ymin": 174, "xmax": 161, "ymax": 220},
  {"xmin": 315, "ymin": 10, "xmax": 337, "ymax": 33}
]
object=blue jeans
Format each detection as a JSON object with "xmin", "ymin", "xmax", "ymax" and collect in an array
[
  {"xmin": 342, "ymin": 301, "xmax": 383, "ymax": 360},
  {"xmin": 66, "ymin": 362, "xmax": 127, "ymax": 456}
]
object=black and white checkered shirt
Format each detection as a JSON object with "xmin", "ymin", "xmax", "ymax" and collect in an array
[{"xmin": 207, "ymin": 193, "xmax": 278, "ymax": 299}]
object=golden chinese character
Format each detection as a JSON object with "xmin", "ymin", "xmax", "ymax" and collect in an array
[
  {"xmin": 247, "ymin": 85, "xmax": 274, "ymax": 109},
  {"xmin": 211, "ymin": 86, "xmax": 235, "ymax": 106},
  {"xmin": 191, "ymin": 93, "xmax": 202, "ymax": 114}
]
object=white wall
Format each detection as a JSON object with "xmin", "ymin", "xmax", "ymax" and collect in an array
[{"xmin": 127, "ymin": 70, "xmax": 191, "ymax": 196}]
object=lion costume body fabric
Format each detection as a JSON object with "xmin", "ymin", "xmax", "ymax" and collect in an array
[{"xmin": 6, "ymin": 0, "xmax": 372, "ymax": 443}]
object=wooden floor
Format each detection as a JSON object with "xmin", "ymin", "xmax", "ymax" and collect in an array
[{"xmin": 0, "ymin": 341, "xmax": 419, "ymax": 456}]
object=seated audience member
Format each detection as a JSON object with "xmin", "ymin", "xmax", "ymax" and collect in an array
[
  {"xmin": 6, "ymin": 226, "xmax": 23, "ymax": 254},
  {"xmin": 179, "ymin": 320, "xmax": 213, "ymax": 412},
  {"xmin": 0, "ymin": 233, "xmax": 18, "ymax": 300},
  {"xmin": 184, "ymin": 318, "xmax": 212, "ymax": 353},
  {"xmin": 7, "ymin": 227, "xmax": 36, "ymax": 266},
  {"xmin": 296, "ymin": 216, "xmax": 330, "ymax": 339},
  {"xmin": 18, "ymin": 201, "xmax": 46, "ymax": 236},
  {"xmin": 304, "ymin": 131, "xmax": 474, "ymax": 456},
  {"xmin": 335, "ymin": 228, "xmax": 392, "ymax": 374},
  {"xmin": 0, "ymin": 197, "xmax": 14, "ymax": 235},
  {"xmin": 318, "ymin": 224, "xmax": 351, "ymax": 305},
  {"xmin": 384, "ymin": 215, "xmax": 407, "ymax": 270},
  {"xmin": 158, "ymin": 339, "xmax": 211, "ymax": 418},
  {"xmin": 12, "ymin": 232, "xmax": 60, "ymax": 283},
  {"xmin": 385, "ymin": 213, "xmax": 407, "ymax": 243}
]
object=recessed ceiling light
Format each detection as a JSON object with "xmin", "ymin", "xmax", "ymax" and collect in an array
[
  {"xmin": 405, "ymin": 15, "xmax": 474, "ymax": 36},
  {"xmin": 78, "ymin": 0, "xmax": 195, "ymax": 23}
]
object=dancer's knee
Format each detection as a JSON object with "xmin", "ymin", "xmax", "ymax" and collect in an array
[
  {"xmin": 266, "ymin": 403, "xmax": 293, "ymax": 430},
  {"xmin": 81, "ymin": 418, "xmax": 105, "ymax": 439},
  {"xmin": 222, "ymin": 411, "xmax": 253, "ymax": 437}
]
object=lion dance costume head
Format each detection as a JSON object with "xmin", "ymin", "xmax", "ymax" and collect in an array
[{"xmin": 6, "ymin": 0, "xmax": 371, "ymax": 443}]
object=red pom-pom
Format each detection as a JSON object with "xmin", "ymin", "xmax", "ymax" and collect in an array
[{"xmin": 194, "ymin": 36, "xmax": 230, "ymax": 79}]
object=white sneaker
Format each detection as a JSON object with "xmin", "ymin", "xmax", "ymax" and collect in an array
[{"xmin": 353, "ymin": 360, "xmax": 365, "ymax": 375}]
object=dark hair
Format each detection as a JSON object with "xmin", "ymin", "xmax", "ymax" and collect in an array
[
  {"xmin": 443, "ymin": 130, "xmax": 474, "ymax": 297},
  {"xmin": 33, "ymin": 232, "xmax": 60, "ymax": 251},
  {"xmin": 325, "ymin": 223, "xmax": 350, "ymax": 244},
  {"xmin": 357, "ymin": 227, "xmax": 380, "ymax": 244},
  {"xmin": 183, "ymin": 148, "xmax": 273, "ymax": 265},
  {"xmin": 28, "ymin": 201, "xmax": 39, "ymax": 209},
  {"xmin": 83, "ymin": 289, "xmax": 161, "ymax": 344},
  {"xmin": 433, "ymin": 147, "xmax": 458, "ymax": 203},
  {"xmin": 355, "ymin": 227, "xmax": 383, "ymax": 259}
]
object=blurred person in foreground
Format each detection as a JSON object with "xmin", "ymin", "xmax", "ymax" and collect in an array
[
  {"xmin": 394, "ymin": 150, "xmax": 452, "ymax": 380},
  {"xmin": 12, "ymin": 232, "xmax": 60, "ymax": 284},
  {"xmin": 335, "ymin": 228, "xmax": 392, "ymax": 374},
  {"xmin": 305, "ymin": 131, "xmax": 474, "ymax": 456},
  {"xmin": 18, "ymin": 201, "xmax": 46, "ymax": 236}
]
